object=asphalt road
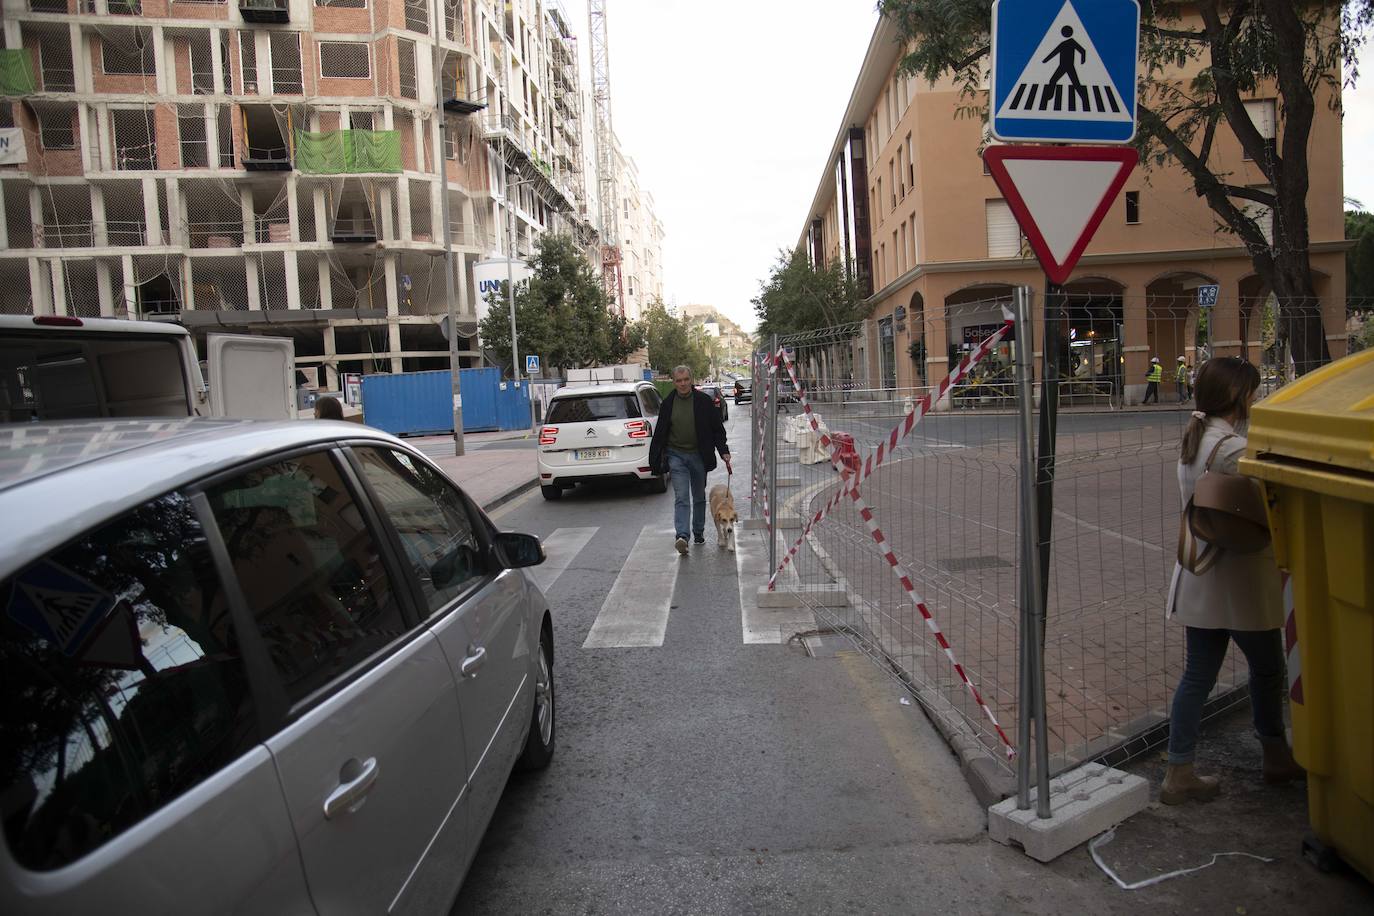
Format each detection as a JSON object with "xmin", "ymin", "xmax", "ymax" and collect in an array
[
  {"xmin": 449, "ymin": 418, "xmax": 1131, "ymax": 914},
  {"xmin": 437, "ymin": 410, "xmax": 1370, "ymax": 915}
]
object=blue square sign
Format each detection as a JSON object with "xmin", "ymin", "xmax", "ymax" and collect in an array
[
  {"xmin": 991, "ymin": 0, "xmax": 1140, "ymax": 144},
  {"xmin": 525, "ymin": 354, "xmax": 539, "ymax": 373}
]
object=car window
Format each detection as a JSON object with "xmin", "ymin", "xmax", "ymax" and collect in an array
[
  {"xmin": 0, "ymin": 492, "xmax": 256, "ymax": 871},
  {"xmin": 638, "ymin": 387, "xmax": 661, "ymax": 416},
  {"xmin": 205, "ymin": 451, "xmax": 406, "ymax": 706},
  {"xmin": 546, "ymin": 394, "xmax": 641, "ymax": 423},
  {"xmin": 354, "ymin": 448, "xmax": 489, "ymax": 615}
]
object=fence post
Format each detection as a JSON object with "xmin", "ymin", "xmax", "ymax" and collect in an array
[
  {"xmin": 1013, "ymin": 287, "xmax": 1050, "ymax": 815},
  {"xmin": 750, "ymin": 350, "xmax": 760, "ymax": 520},
  {"xmin": 767, "ymin": 334, "xmax": 780, "ymax": 573}
]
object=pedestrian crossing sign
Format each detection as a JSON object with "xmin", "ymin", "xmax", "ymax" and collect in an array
[{"xmin": 991, "ymin": 0, "xmax": 1140, "ymax": 144}]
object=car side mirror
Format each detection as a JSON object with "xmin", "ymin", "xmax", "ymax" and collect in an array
[{"xmin": 494, "ymin": 531, "xmax": 545, "ymax": 569}]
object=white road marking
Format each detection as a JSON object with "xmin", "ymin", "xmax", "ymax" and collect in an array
[
  {"xmin": 582, "ymin": 526, "xmax": 679, "ymax": 649},
  {"xmin": 1053, "ymin": 509, "xmax": 1165, "ymax": 554},
  {"xmin": 528, "ymin": 527, "xmax": 598, "ymax": 593}
]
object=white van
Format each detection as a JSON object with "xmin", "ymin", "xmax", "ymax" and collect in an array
[{"xmin": 0, "ymin": 316, "xmax": 295, "ymax": 422}]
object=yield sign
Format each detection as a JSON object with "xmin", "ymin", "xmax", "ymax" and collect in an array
[{"xmin": 982, "ymin": 145, "xmax": 1137, "ymax": 284}]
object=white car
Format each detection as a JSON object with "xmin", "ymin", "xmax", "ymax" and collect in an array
[{"xmin": 537, "ymin": 381, "xmax": 667, "ymax": 500}]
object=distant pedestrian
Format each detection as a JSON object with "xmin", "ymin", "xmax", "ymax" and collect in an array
[
  {"xmin": 1175, "ymin": 356, "xmax": 1192, "ymax": 402},
  {"xmin": 649, "ymin": 365, "xmax": 732, "ymax": 555},
  {"xmin": 1161, "ymin": 357, "xmax": 1302, "ymax": 805},
  {"xmin": 1143, "ymin": 357, "xmax": 1162, "ymax": 404},
  {"xmin": 314, "ymin": 395, "xmax": 343, "ymax": 420}
]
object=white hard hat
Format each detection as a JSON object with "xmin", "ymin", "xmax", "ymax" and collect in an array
[
  {"xmin": 1151, "ymin": 357, "xmax": 1160, "ymax": 363},
  {"xmin": 1177, "ymin": 355, "xmax": 1186, "ymax": 361}
]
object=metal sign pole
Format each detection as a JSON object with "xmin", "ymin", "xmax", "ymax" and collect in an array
[
  {"xmin": 1031, "ymin": 275, "xmax": 1061, "ymax": 818},
  {"xmin": 767, "ymin": 335, "xmax": 780, "ymax": 573},
  {"xmin": 432, "ymin": 10, "xmax": 464, "ymax": 456},
  {"xmin": 1013, "ymin": 286, "xmax": 1042, "ymax": 810}
]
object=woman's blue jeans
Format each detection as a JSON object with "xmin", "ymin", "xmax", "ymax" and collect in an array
[
  {"xmin": 1168, "ymin": 626, "xmax": 1287, "ymax": 765},
  {"xmin": 667, "ymin": 449, "xmax": 706, "ymax": 539}
]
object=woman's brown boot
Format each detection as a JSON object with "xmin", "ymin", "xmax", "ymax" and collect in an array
[
  {"xmin": 1160, "ymin": 763, "xmax": 1221, "ymax": 805},
  {"xmin": 1261, "ymin": 737, "xmax": 1305, "ymax": 784}
]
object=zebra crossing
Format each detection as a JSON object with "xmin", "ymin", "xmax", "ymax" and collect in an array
[{"xmin": 529, "ymin": 524, "xmax": 814, "ymax": 649}]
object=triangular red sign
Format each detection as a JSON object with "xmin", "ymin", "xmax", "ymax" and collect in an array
[{"xmin": 983, "ymin": 146, "xmax": 1137, "ymax": 285}]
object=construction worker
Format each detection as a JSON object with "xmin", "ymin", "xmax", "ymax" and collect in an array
[
  {"xmin": 1143, "ymin": 356, "xmax": 1163, "ymax": 404},
  {"xmin": 1175, "ymin": 355, "xmax": 1192, "ymax": 402}
]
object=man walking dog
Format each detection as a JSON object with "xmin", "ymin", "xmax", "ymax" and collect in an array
[{"xmin": 649, "ymin": 365, "xmax": 732, "ymax": 555}]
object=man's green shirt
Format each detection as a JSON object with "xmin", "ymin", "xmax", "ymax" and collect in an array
[{"xmin": 668, "ymin": 392, "xmax": 697, "ymax": 452}]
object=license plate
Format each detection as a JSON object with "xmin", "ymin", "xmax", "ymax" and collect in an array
[{"xmin": 574, "ymin": 448, "xmax": 611, "ymax": 461}]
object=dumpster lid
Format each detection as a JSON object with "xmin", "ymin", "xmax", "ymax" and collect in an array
[{"xmin": 1247, "ymin": 349, "xmax": 1374, "ymax": 475}]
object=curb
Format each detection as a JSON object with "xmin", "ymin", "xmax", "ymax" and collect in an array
[{"xmin": 482, "ymin": 478, "xmax": 540, "ymax": 512}]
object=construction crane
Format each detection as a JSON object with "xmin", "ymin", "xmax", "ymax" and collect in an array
[{"xmin": 587, "ymin": 0, "xmax": 624, "ymax": 315}]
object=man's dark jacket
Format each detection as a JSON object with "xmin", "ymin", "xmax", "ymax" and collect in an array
[{"xmin": 648, "ymin": 388, "xmax": 730, "ymax": 474}]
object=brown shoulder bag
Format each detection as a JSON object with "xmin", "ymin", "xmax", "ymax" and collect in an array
[{"xmin": 1177, "ymin": 434, "xmax": 1272, "ymax": 575}]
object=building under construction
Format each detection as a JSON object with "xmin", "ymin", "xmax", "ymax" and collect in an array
[{"xmin": 0, "ymin": 0, "xmax": 597, "ymax": 387}]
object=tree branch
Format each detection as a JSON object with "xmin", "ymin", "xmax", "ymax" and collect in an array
[
  {"xmin": 1140, "ymin": 24, "xmax": 1207, "ymax": 43},
  {"xmin": 1196, "ymin": 0, "xmax": 1280, "ymax": 184},
  {"xmin": 1220, "ymin": 185, "xmax": 1278, "ymax": 207}
]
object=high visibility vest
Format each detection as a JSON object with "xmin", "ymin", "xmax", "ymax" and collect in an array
[
  {"xmin": 1176, "ymin": 364, "xmax": 1188, "ymax": 382},
  {"xmin": 1147, "ymin": 364, "xmax": 1163, "ymax": 383}
]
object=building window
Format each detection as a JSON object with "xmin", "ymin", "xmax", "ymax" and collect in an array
[
  {"xmin": 101, "ymin": 36, "xmax": 154, "ymax": 76},
  {"xmin": 405, "ymin": 0, "xmax": 430, "ymax": 34},
  {"xmin": 112, "ymin": 107, "xmax": 157, "ymax": 170},
  {"xmin": 905, "ymin": 133, "xmax": 914, "ymax": 189},
  {"xmin": 269, "ymin": 33, "xmax": 303, "ymax": 94},
  {"xmin": 320, "ymin": 41, "xmax": 370, "ymax": 79},
  {"xmin": 1245, "ymin": 185, "xmax": 1275, "ymax": 245},
  {"xmin": 986, "ymin": 199, "xmax": 1021, "ymax": 258},
  {"xmin": 316, "ymin": 0, "xmax": 367, "ymax": 6},
  {"xmin": 179, "ymin": 106, "xmax": 209, "ymax": 168},
  {"xmin": 217, "ymin": 105, "xmax": 234, "ymax": 167},
  {"xmin": 37, "ymin": 104, "xmax": 76, "ymax": 150},
  {"xmin": 398, "ymin": 38, "xmax": 417, "ymax": 99},
  {"xmin": 1125, "ymin": 190, "xmax": 1140, "ymax": 225},
  {"xmin": 1242, "ymin": 99, "xmax": 1276, "ymax": 161},
  {"xmin": 239, "ymin": 31, "xmax": 259, "ymax": 94},
  {"xmin": 349, "ymin": 109, "xmax": 376, "ymax": 130}
]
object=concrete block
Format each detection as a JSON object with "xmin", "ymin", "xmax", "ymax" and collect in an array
[
  {"xmin": 776, "ymin": 476, "xmax": 801, "ymax": 487},
  {"xmin": 755, "ymin": 584, "xmax": 849, "ymax": 608},
  {"xmin": 987, "ymin": 764, "xmax": 1148, "ymax": 863}
]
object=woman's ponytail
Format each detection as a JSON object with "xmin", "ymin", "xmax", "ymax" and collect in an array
[{"xmin": 1180, "ymin": 410, "xmax": 1208, "ymax": 464}]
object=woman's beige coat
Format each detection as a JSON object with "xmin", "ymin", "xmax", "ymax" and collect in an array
[{"xmin": 1166, "ymin": 417, "xmax": 1284, "ymax": 630}]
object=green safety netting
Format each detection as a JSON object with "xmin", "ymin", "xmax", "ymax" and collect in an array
[
  {"xmin": 0, "ymin": 50, "xmax": 36, "ymax": 97},
  {"xmin": 294, "ymin": 129, "xmax": 402, "ymax": 174}
]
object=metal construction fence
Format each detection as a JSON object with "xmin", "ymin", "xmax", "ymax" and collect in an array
[{"xmin": 750, "ymin": 292, "xmax": 1352, "ymax": 792}]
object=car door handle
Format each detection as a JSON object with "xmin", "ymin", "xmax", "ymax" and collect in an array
[
  {"xmin": 323, "ymin": 757, "xmax": 379, "ymax": 820},
  {"xmin": 461, "ymin": 645, "xmax": 487, "ymax": 678}
]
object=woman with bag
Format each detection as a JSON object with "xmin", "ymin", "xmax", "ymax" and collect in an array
[{"xmin": 1161, "ymin": 357, "xmax": 1303, "ymax": 804}]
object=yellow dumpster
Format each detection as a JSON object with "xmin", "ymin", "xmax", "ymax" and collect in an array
[{"xmin": 1239, "ymin": 348, "xmax": 1374, "ymax": 882}]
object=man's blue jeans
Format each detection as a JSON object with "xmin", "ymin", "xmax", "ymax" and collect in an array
[
  {"xmin": 667, "ymin": 449, "xmax": 706, "ymax": 539},
  {"xmin": 1168, "ymin": 626, "xmax": 1287, "ymax": 765}
]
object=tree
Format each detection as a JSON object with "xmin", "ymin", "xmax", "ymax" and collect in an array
[
  {"xmin": 642, "ymin": 301, "xmax": 711, "ymax": 377},
  {"xmin": 477, "ymin": 234, "xmax": 629, "ymax": 372},
  {"xmin": 752, "ymin": 247, "xmax": 868, "ymax": 340},
  {"xmin": 1347, "ymin": 210, "xmax": 1374, "ymax": 301},
  {"xmin": 878, "ymin": 0, "xmax": 1374, "ymax": 375}
]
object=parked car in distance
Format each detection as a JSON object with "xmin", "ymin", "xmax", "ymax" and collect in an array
[
  {"xmin": 537, "ymin": 380, "xmax": 668, "ymax": 499},
  {"xmin": 0, "ymin": 419, "xmax": 556, "ymax": 915},
  {"xmin": 733, "ymin": 378, "xmax": 752, "ymax": 404},
  {"xmin": 698, "ymin": 384, "xmax": 729, "ymax": 422}
]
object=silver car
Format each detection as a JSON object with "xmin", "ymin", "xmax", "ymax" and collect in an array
[{"xmin": 0, "ymin": 419, "xmax": 555, "ymax": 915}]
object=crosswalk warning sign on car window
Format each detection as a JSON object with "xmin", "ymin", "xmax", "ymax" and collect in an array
[{"xmin": 991, "ymin": 0, "xmax": 1140, "ymax": 144}]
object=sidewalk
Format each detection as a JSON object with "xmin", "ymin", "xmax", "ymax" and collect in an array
[{"xmin": 413, "ymin": 428, "xmax": 539, "ymax": 511}]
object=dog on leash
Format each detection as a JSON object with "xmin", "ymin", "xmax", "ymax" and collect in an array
[{"xmin": 708, "ymin": 484, "xmax": 737, "ymax": 552}]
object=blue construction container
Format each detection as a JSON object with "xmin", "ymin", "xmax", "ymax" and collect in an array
[{"xmin": 360, "ymin": 368, "xmax": 531, "ymax": 436}]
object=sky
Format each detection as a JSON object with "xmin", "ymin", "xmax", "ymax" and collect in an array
[{"xmin": 561, "ymin": 1, "xmax": 1374, "ymax": 333}]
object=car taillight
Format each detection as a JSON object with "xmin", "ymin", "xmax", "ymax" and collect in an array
[
  {"xmin": 539, "ymin": 425, "xmax": 558, "ymax": 445},
  {"xmin": 625, "ymin": 419, "xmax": 650, "ymax": 439},
  {"xmin": 32, "ymin": 315, "xmax": 83, "ymax": 327}
]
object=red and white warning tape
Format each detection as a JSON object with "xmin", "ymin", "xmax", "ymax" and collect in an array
[
  {"xmin": 769, "ymin": 319, "xmax": 1014, "ymax": 588},
  {"xmin": 774, "ymin": 342, "xmax": 1016, "ymax": 758}
]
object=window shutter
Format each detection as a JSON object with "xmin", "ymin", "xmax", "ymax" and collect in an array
[
  {"xmin": 986, "ymin": 199, "xmax": 1019, "ymax": 258},
  {"xmin": 1243, "ymin": 99, "xmax": 1276, "ymax": 139}
]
